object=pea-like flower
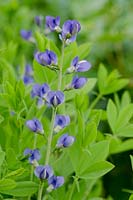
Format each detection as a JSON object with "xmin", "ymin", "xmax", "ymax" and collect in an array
[
  {"xmin": 35, "ymin": 49, "xmax": 57, "ymax": 67},
  {"xmin": 54, "ymin": 115, "xmax": 70, "ymax": 133},
  {"xmin": 26, "ymin": 118, "xmax": 44, "ymax": 134},
  {"xmin": 47, "ymin": 176, "xmax": 64, "ymax": 191},
  {"xmin": 46, "ymin": 16, "xmax": 61, "ymax": 32},
  {"xmin": 46, "ymin": 91, "xmax": 65, "ymax": 107},
  {"xmin": 35, "ymin": 16, "xmax": 42, "ymax": 27},
  {"xmin": 24, "ymin": 148, "xmax": 40, "ymax": 165},
  {"xmin": 34, "ymin": 165, "xmax": 53, "ymax": 180},
  {"xmin": 56, "ymin": 133, "xmax": 75, "ymax": 148},
  {"xmin": 70, "ymin": 75, "xmax": 87, "ymax": 89},
  {"xmin": 67, "ymin": 56, "xmax": 91, "ymax": 73},
  {"xmin": 60, "ymin": 20, "xmax": 81, "ymax": 44},
  {"xmin": 31, "ymin": 83, "xmax": 50, "ymax": 98},
  {"xmin": 20, "ymin": 30, "xmax": 32, "ymax": 41}
]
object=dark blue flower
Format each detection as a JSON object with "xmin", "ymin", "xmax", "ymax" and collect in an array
[
  {"xmin": 24, "ymin": 148, "xmax": 40, "ymax": 164},
  {"xmin": 34, "ymin": 165, "xmax": 53, "ymax": 180},
  {"xmin": 56, "ymin": 133, "xmax": 75, "ymax": 148},
  {"xmin": 20, "ymin": 30, "xmax": 32, "ymax": 41},
  {"xmin": 71, "ymin": 75, "xmax": 87, "ymax": 89},
  {"xmin": 35, "ymin": 16, "xmax": 42, "ymax": 27},
  {"xmin": 35, "ymin": 50, "xmax": 57, "ymax": 67},
  {"xmin": 26, "ymin": 118, "xmax": 44, "ymax": 134},
  {"xmin": 67, "ymin": 56, "xmax": 91, "ymax": 73},
  {"xmin": 59, "ymin": 20, "xmax": 81, "ymax": 44},
  {"xmin": 47, "ymin": 176, "xmax": 64, "ymax": 191},
  {"xmin": 46, "ymin": 91, "xmax": 65, "ymax": 107},
  {"xmin": 31, "ymin": 83, "xmax": 50, "ymax": 98},
  {"xmin": 54, "ymin": 115, "xmax": 70, "ymax": 133},
  {"xmin": 46, "ymin": 16, "xmax": 60, "ymax": 32}
]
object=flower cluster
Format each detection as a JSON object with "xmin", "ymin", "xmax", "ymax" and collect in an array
[{"xmin": 21, "ymin": 15, "xmax": 92, "ymax": 198}]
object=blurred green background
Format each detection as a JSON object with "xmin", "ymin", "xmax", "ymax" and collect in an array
[{"xmin": 0, "ymin": 0, "xmax": 132, "ymax": 200}]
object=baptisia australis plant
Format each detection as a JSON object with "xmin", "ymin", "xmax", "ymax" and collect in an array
[{"xmin": 22, "ymin": 15, "xmax": 92, "ymax": 200}]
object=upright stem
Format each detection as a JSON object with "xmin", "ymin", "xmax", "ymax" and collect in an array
[
  {"xmin": 89, "ymin": 93, "xmax": 102, "ymax": 110},
  {"xmin": 68, "ymin": 180, "xmax": 76, "ymax": 200},
  {"xmin": 37, "ymin": 108, "xmax": 56, "ymax": 200},
  {"xmin": 28, "ymin": 134, "xmax": 37, "ymax": 200},
  {"xmin": 45, "ymin": 107, "xmax": 56, "ymax": 165},
  {"xmin": 58, "ymin": 41, "xmax": 65, "ymax": 90}
]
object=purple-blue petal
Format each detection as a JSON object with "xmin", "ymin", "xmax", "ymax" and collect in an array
[
  {"xmin": 48, "ymin": 176, "xmax": 64, "ymax": 189},
  {"xmin": 24, "ymin": 148, "xmax": 32, "ymax": 156},
  {"xmin": 34, "ymin": 165, "xmax": 53, "ymax": 179},
  {"xmin": 71, "ymin": 56, "xmax": 79, "ymax": 67},
  {"xmin": 31, "ymin": 84, "xmax": 41, "ymax": 98},
  {"xmin": 56, "ymin": 133, "xmax": 75, "ymax": 148},
  {"xmin": 46, "ymin": 91, "xmax": 64, "ymax": 107},
  {"xmin": 76, "ymin": 60, "xmax": 91, "ymax": 72},
  {"xmin": 46, "ymin": 16, "xmax": 60, "ymax": 31},
  {"xmin": 26, "ymin": 118, "xmax": 43, "ymax": 133},
  {"xmin": 54, "ymin": 115, "xmax": 70, "ymax": 129},
  {"xmin": 71, "ymin": 76, "xmax": 87, "ymax": 89},
  {"xmin": 35, "ymin": 16, "xmax": 42, "ymax": 26},
  {"xmin": 23, "ymin": 75, "xmax": 34, "ymax": 85},
  {"xmin": 20, "ymin": 30, "xmax": 32, "ymax": 40}
]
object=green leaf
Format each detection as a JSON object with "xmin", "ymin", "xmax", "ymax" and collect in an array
[
  {"xmin": 1, "ymin": 181, "xmax": 38, "ymax": 197},
  {"xmin": 107, "ymin": 99, "xmax": 118, "ymax": 133},
  {"xmin": 121, "ymin": 91, "xmax": 131, "ymax": 108},
  {"xmin": 5, "ymin": 168, "xmax": 25, "ymax": 179},
  {"xmin": 97, "ymin": 64, "xmax": 108, "ymax": 94},
  {"xmin": 78, "ymin": 43, "xmax": 91, "ymax": 59},
  {"xmin": 116, "ymin": 124, "xmax": 133, "ymax": 137},
  {"xmin": 130, "ymin": 155, "xmax": 133, "ymax": 171},
  {"xmin": 35, "ymin": 31, "xmax": 47, "ymax": 51},
  {"xmin": 0, "ymin": 146, "xmax": 5, "ymax": 167},
  {"xmin": 115, "ymin": 104, "xmax": 133, "ymax": 130},
  {"xmin": 0, "ymin": 179, "xmax": 16, "ymax": 191},
  {"xmin": 84, "ymin": 122, "xmax": 97, "ymax": 146},
  {"xmin": 79, "ymin": 161, "xmax": 114, "ymax": 179}
]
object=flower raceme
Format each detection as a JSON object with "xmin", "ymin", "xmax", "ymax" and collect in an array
[
  {"xmin": 35, "ymin": 49, "xmax": 57, "ymax": 68},
  {"xmin": 56, "ymin": 133, "xmax": 75, "ymax": 148},
  {"xmin": 24, "ymin": 148, "xmax": 40, "ymax": 165},
  {"xmin": 46, "ymin": 16, "xmax": 61, "ymax": 32},
  {"xmin": 34, "ymin": 165, "xmax": 53, "ymax": 180},
  {"xmin": 26, "ymin": 118, "xmax": 44, "ymax": 134},
  {"xmin": 54, "ymin": 115, "xmax": 70, "ymax": 133},
  {"xmin": 67, "ymin": 56, "xmax": 91, "ymax": 73}
]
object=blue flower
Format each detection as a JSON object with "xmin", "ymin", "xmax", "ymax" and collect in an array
[
  {"xmin": 46, "ymin": 16, "xmax": 60, "ymax": 32},
  {"xmin": 35, "ymin": 49, "xmax": 57, "ymax": 67},
  {"xmin": 70, "ymin": 75, "xmax": 87, "ymax": 89},
  {"xmin": 46, "ymin": 91, "xmax": 65, "ymax": 107},
  {"xmin": 26, "ymin": 118, "xmax": 44, "ymax": 134},
  {"xmin": 56, "ymin": 133, "xmax": 75, "ymax": 148},
  {"xmin": 31, "ymin": 83, "xmax": 50, "ymax": 98},
  {"xmin": 23, "ymin": 75, "xmax": 34, "ymax": 85},
  {"xmin": 67, "ymin": 56, "xmax": 91, "ymax": 73},
  {"xmin": 23, "ymin": 64, "xmax": 34, "ymax": 85},
  {"xmin": 34, "ymin": 165, "xmax": 53, "ymax": 180},
  {"xmin": 24, "ymin": 148, "xmax": 40, "ymax": 164},
  {"xmin": 35, "ymin": 16, "xmax": 42, "ymax": 27},
  {"xmin": 20, "ymin": 30, "xmax": 32, "ymax": 41},
  {"xmin": 60, "ymin": 20, "xmax": 81, "ymax": 44},
  {"xmin": 47, "ymin": 176, "xmax": 64, "ymax": 191},
  {"xmin": 54, "ymin": 115, "xmax": 70, "ymax": 133}
]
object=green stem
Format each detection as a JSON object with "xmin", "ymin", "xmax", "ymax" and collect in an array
[
  {"xmin": 68, "ymin": 180, "xmax": 76, "ymax": 200},
  {"xmin": 28, "ymin": 134, "xmax": 37, "ymax": 200},
  {"xmin": 89, "ymin": 93, "xmax": 102, "ymax": 110},
  {"xmin": 45, "ymin": 107, "xmax": 56, "ymax": 165},
  {"xmin": 58, "ymin": 41, "xmax": 65, "ymax": 90},
  {"xmin": 37, "ymin": 181, "xmax": 44, "ymax": 200}
]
